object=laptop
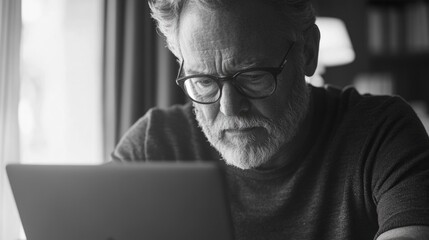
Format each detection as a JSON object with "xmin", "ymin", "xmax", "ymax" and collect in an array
[{"xmin": 6, "ymin": 162, "xmax": 234, "ymax": 240}]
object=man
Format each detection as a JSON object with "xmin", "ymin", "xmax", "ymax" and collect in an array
[{"xmin": 112, "ymin": 0, "xmax": 429, "ymax": 239}]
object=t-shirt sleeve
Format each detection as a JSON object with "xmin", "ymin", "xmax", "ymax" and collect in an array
[
  {"xmin": 110, "ymin": 103, "xmax": 217, "ymax": 162},
  {"xmin": 110, "ymin": 109, "xmax": 153, "ymax": 162},
  {"xmin": 369, "ymin": 98, "xmax": 429, "ymax": 238}
]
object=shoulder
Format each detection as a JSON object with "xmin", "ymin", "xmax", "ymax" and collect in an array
[
  {"xmin": 111, "ymin": 103, "xmax": 203, "ymax": 161},
  {"xmin": 312, "ymin": 84, "xmax": 418, "ymax": 126},
  {"xmin": 141, "ymin": 102, "xmax": 196, "ymax": 138},
  {"xmin": 312, "ymin": 84, "xmax": 428, "ymax": 151},
  {"xmin": 122, "ymin": 103, "xmax": 195, "ymax": 145},
  {"xmin": 147, "ymin": 102, "xmax": 195, "ymax": 124},
  {"xmin": 312, "ymin": 85, "xmax": 429, "ymax": 238},
  {"xmin": 313, "ymin": 84, "xmax": 407, "ymax": 110}
]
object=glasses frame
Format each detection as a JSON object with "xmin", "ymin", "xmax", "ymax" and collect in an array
[{"xmin": 175, "ymin": 42, "xmax": 295, "ymax": 104}]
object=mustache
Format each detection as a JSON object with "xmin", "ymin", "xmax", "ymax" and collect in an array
[{"xmin": 212, "ymin": 114, "xmax": 273, "ymax": 130}]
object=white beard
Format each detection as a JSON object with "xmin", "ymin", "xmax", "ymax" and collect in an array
[{"xmin": 194, "ymin": 79, "xmax": 310, "ymax": 170}]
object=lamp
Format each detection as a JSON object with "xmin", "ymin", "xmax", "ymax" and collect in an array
[{"xmin": 309, "ymin": 17, "xmax": 355, "ymax": 86}]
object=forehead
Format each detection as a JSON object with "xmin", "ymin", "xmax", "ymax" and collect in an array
[{"xmin": 178, "ymin": 1, "xmax": 293, "ymax": 70}]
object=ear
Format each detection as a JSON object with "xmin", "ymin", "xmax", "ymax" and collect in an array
[{"xmin": 303, "ymin": 24, "xmax": 320, "ymax": 76}]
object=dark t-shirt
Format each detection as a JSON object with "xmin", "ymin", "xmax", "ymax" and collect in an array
[{"xmin": 112, "ymin": 85, "xmax": 429, "ymax": 240}]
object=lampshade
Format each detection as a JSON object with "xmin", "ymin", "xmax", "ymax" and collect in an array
[{"xmin": 316, "ymin": 17, "xmax": 355, "ymax": 67}]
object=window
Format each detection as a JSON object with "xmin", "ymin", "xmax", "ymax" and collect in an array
[
  {"xmin": 18, "ymin": 0, "xmax": 103, "ymax": 238},
  {"xmin": 20, "ymin": 0, "xmax": 103, "ymax": 165}
]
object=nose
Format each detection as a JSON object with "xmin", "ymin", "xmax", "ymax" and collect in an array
[{"xmin": 219, "ymin": 82, "xmax": 250, "ymax": 116}]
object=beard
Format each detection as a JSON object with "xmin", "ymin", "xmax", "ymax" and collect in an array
[{"xmin": 193, "ymin": 77, "xmax": 311, "ymax": 170}]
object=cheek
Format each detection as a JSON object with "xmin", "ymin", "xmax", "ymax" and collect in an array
[
  {"xmin": 250, "ymin": 98, "xmax": 282, "ymax": 120},
  {"xmin": 268, "ymin": 61, "xmax": 304, "ymax": 112},
  {"xmin": 251, "ymin": 74, "xmax": 295, "ymax": 119},
  {"xmin": 194, "ymin": 102, "xmax": 220, "ymax": 123},
  {"xmin": 251, "ymin": 73, "xmax": 298, "ymax": 120}
]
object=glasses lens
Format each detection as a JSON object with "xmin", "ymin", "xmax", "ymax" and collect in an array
[
  {"xmin": 235, "ymin": 71, "xmax": 276, "ymax": 97},
  {"xmin": 183, "ymin": 76, "xmax": 220, "ymax": 103}
]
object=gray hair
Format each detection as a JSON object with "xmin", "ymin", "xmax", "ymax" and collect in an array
[{"xmin": 149, "ymin": 0, "xmax": 316, "ymax": 59}]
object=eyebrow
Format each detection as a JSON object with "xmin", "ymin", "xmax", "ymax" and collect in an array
[
  {"xmin": 184, "ymin": 59, "xmax": 271, "ymax": 76},
  {"xmin": 184, "ymin": 68, "xmax": 207, "ymax": 75}
]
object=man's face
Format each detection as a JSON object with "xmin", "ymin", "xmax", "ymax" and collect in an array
[{"xmin": 178, "ymin": 1, "xmax": 310, "ymax": 169}]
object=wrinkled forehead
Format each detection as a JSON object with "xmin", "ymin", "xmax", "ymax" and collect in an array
[{"xmin": 177, "ymin": 0, "xmax": 294, "ymax": 63}]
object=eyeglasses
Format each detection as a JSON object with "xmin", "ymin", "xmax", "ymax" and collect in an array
[{"xmin": 175, "ymin": 42, "xmax": 295, "ymax": 104}]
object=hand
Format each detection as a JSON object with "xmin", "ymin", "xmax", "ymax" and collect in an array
[{"xmin": 377, "ymin": 226, "xmax": 429, "ymax": 240}]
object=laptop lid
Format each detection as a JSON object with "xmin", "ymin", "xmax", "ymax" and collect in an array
[{"xmin": 6, "ymin": 162, "xmax": 234, "ymax": 240}]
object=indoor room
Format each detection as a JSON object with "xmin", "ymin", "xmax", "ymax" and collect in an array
[{"xmin": 1, "ymin": 0, "xmax": 429, "ymax": 239}]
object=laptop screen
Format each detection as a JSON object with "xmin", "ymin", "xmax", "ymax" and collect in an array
[{"xmin": 7, "ymin": 162, "xmax": 234, "ymax": 240}]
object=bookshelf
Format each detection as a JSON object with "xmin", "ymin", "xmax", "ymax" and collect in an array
[
  {"xmin": 366, "ymin": 0, "xmax": 429, "ymax": 104},
  {"xmin": 313, "ymin": 0, "xmax": 429, "ymax": 127},
  {"xmin": 313, "ymin": 0, "xmax": 429, "ymax": 110},
  {"xmin": 367, "ymin": 0, "xmax": 429, "ymax": 55}
]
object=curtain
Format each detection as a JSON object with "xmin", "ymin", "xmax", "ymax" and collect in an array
[
  {"xmin": 0, "ymin": 0, "xmax": 22, "ymax": 239},
  {"xmin": 102, "ymin": 0, "xmax": 186, "ymax": 160}
]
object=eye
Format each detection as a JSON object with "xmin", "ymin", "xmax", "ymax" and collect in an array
[
  {"xmin": 234, "ymin": 70, "xmax": 275, "ymax": 96},
  {"xmin": 184, "ymin": 77, "xmax": 218, "ymax": 95},
  {"xmin": 237, "ymin": 71, "xmax": 271, "ymax": 83},
  {"xmin": 183, "ymin": 76, "xmax": 220, "ymax": 103},
  {"xmin": 241, "ymin": 73, "xmax": 264, "ymax": 81},
  {"xmin": 194, "ymin": 77, "xmax": 215, "ymax": 87}
]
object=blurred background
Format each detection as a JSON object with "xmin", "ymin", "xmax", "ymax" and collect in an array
[
  {"xmin": 1, "ymin": 0, "xmax": 429, "ymax": 239},
  {"xmin": 312, "ymin": 0, "xmax": 429, "ymax": 134}
]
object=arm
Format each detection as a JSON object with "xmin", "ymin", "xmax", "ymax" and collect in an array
[
  {"xmin": 366, "ymin": 98, "xmax": 429, "ymax": 239},
  {"xmin": 110, "ymin": 109, "xmax": 152, "ymax": 162},
  {"xmin": 377, "ymin": 226, "xmax": 429, "ymax": 240}
]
